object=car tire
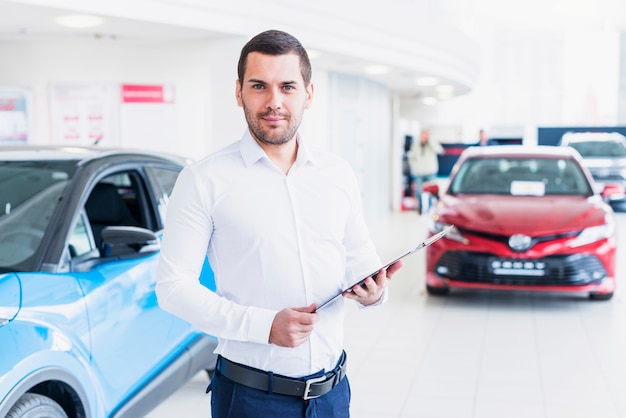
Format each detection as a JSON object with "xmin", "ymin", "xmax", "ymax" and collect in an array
[
  {"xmin": 589, "ymin": 292, "xmax": 614, "ymax": 301},
  {"xmin": 426, "ymin": 285, "xmax": 450, "ymax": 296},
  {"xmin": 6, "ymin": 393, "xmax": 68, "ymax": 418}
]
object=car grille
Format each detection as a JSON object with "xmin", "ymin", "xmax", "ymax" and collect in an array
[
  {"xmin": 463, "ymin": 229, "xmax": 579, "ymax": 252},
  {"xmin": 435, "ymin": 251, "xmax": 607, "ymax": 286}
]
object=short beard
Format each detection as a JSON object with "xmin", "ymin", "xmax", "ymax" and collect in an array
[{"xmin": 243, "ymin": 106, "xmax": 301, "ymax": 146}]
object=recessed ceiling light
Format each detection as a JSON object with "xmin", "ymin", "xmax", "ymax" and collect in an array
[
  {"xmin": 436, "ymin": 84, "xmax": 455, "ymax": 93},
  {"xmin": 364, "ymin": 65, "xmax": 390, "ymax": 75},
  {"xmin": 54, "ymin": 14, "xmax": 105, "ymax": 29},
  {"xmin": 416, "ymin": 76, "xmax": 439, "ymax": 86}
]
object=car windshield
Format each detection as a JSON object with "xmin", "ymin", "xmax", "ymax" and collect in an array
[
  {"xmin": 0, "ymin": 161, "xmax": 76, "ymax": 271},
  {"xmin": 568, "ymin": 140, "xmax": 626, "ymax": 158},
  {"xmin": 449, "ymin": 156, "xmax": 593, "ymax": 196}
]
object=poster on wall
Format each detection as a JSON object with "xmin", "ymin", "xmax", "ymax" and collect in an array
[
  {"xmin": 49, "ymin": 83, "xmax": 119, "ymax": 146},
  {"xmin": 0, "ymin": 87, "xmax": 32, "ymax": 145},
  {"xmin": 119, "ymin": 83, "xmax": 176, "ymax": 153}
]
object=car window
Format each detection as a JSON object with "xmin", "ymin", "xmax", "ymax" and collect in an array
[
  {"xmin": 568, "ymin": 141, "xmax": 626, "ymax": 158},
  {"xmin": 68, "ymin": 213, "xmax": 93, "ymax": 257},
  {"xmin": 450, "ymin": 157, "xmax": 593, "ymax": 196},
  {"xmin": 151, "ymin": 166, "xmax": 181, "ymax": 196},
  {"xmin": 147, "ymin": 166, "xmax": 183, "ymax": 225},
  {"xmin": 0, "ymin": 162, "xmax": 73, "ymax": 269},
  {"xmin": 84, "ymin": 170, "xmax": 152, "ymax": 253}
]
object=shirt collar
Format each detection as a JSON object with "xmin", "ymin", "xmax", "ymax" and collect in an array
[
  {"xmin": 239, "ymin": 131, "xmax": 316, "ymax": 168},
  {"xmin": 239, "ymin": 131, "xmax": 266, "ymax": 167}
]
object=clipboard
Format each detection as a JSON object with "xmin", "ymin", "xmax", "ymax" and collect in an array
[{"xmin": 316, "ymin": 225, "xmax": 454, "ymax": 311}]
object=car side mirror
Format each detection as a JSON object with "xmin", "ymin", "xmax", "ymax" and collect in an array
[
  {"xmin": 422, "ymin": 182, "xmax": 440, "ymax": 198},
  {"xmin": 100, "ymin": 226, "xmax": 160, "ymax": 257}
]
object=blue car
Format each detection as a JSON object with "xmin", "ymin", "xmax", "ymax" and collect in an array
[{"xmin": 0, "ymin": 146, "xmax": 217, "ymax": 418}]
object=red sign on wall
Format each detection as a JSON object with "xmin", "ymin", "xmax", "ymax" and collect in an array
[{"xmin": 121, "ymin": 84, "xmax": 175, "ymax": 104}]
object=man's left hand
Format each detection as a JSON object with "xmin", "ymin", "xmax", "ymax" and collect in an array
[{"xmin": 343, "ymin": 259, "xmax": 404, "ymax": 306}]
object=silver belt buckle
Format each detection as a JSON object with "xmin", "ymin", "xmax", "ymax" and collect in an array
[{"xmin": 303, "ymin": 375, "xmax": 327, "ymax": 400}]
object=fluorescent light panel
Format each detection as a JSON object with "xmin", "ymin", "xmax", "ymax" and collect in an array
[{"xmin": 54, "ymin": 14, "xmax": 105, "ymax": 29}]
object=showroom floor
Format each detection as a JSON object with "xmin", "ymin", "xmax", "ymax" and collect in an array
[{"xmin": 146, "ymin": 211, "xmax": 626, "ymax": 418}]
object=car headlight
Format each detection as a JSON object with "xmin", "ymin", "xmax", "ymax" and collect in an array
[
  {"xmin": 570, "ymin": 222, "xmax": 614, "ymax": 248},
  {"xmin": 428, "ymin": 220, "xmax": 468, "ymax": 244}
]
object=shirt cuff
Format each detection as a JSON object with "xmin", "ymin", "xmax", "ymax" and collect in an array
[{"xmin": 245, "ymin": 307, "xmax": 278, "ymax": 345}]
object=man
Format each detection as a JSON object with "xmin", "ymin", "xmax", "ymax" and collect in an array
[
  {"xmin": 408, "ymin": 129, "xmax": 443, "ymax": 214},
  {"xmin": 478, "ymin": 128, "xmax": 489, "ymax": 146},
  {"xmin": 156, "ymin": 29, "xmax": 403, "ymax": 418}
]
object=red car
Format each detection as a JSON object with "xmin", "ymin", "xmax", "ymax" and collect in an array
[{"xmin": 423, "ymin": 145, "xmax": 620, "ymax": 300}]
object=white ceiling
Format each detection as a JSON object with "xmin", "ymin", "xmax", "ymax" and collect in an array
[
  {"xmin": 1, "ymin": 0, "xmax": 625, "ymax": 99},
  {"xmin": 3, "ymin": 0, "xmax": 626, "ymax": 42},
  {"xmin": 0, "ymin": 1, "xmax": 223, "ymax": 42},
  {"xmin": 0, "ymin": 1, "xmax": 460, "ymax": 98}
]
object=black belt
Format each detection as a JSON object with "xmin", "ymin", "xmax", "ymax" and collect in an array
[{"xmin": 216, "ymin": 351, "xmax": 347, "ymax": 400}]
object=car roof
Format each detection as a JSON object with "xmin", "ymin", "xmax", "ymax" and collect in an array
[
  {"xmin": 0, "ymin": 145, "xmax": 191, "ymax": 165},
  {"xmin": 460, "ymin": 145, "xmax": 581, "ymax": 159},
  {"xmin": 560, "ymin": 131, "xmax": 626, "ymax": 144}
]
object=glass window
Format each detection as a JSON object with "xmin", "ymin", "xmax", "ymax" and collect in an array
[
  {"xmin": 569, "ymin": 140, "xmax": 626, "ymax": 158},
  {"xmin": 450, "ymin": 157, "xmax": 593, "ymax": 196},
  {"xmin": 0, "ymin": 161, "xmax": 75, "ymax": 270},
  {"xmin": 68, "ymin": 214, "xmax": 93, "ymax": 257},
  {"xmin": 149, "ymin": 166, "xmax": 182, "ymax": 224},
  {"xmin": 151, "ymin": 166, "xmax": 181, "ymax": 196},
  {"xmin": 85, "ymin": 171, "xmax": 146, "ymax": 249}
]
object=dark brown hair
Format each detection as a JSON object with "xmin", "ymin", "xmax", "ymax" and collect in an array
[{"xmin": 237, "ymin": 30, "xmax": 312, "ymax": 86}]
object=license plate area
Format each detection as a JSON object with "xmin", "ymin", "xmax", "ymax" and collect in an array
[{"xmin": 490, "ymin": 258, "xmax": 546, "ymax": 276}]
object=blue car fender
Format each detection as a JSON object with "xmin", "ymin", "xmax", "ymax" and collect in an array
[{"xmin": 0, "ymin": 323, "xmax": 102, "ymax": 418}]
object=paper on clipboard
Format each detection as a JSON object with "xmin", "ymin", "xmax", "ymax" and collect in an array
[{"xmin": 316, "ymin": 225, "xmax": 454, "ymax": 311}]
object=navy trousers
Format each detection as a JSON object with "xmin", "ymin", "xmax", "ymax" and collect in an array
[{"xmin": 209, "ymin": 368, "xmax": 351, "ymax": 418}]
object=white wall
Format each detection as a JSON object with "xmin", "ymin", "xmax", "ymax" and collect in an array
[
  {"xmin": 203, "ymin": 36, "xmax": 247, "ymax": 153},
  {"xmin": 405, "ymin": 23, "xmax": 622, "ymax": 145},
  {"xmin": 0, "ymin": 38, "xmax": 213, "ymax": 157},
  {"xmin": 328, "ymin": 73, "xmax": 392, "ymax": 223}
]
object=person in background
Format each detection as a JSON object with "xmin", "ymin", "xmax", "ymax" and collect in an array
[
  {"xmin": 478, "ymin": 128, "xmax": 489, "ymax": 146},
  {"xmin": 155, "ymin": 29, "xmax": 403, "ymax": 418},
  {"xmin": 402, "ymin": 134, "xmax": 414, "ymax": 200},
  {"xmin": 408, "ymin": 129, "xmax": 443, "ymax": 214}
]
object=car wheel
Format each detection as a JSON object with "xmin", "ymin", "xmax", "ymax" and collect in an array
[
  {"xmin": 589, "ymin": 292, "xmax": 614, "ymax": 301},
  {"xmin": 6, "ymin": 393, "xmax": 68, "ymax": 418},
  {"xmin": 426, "ymin": 285, "xmax": 450, "ymax": 296}
]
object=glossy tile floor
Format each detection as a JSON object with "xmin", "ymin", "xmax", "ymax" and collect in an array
[{"xmin": 147, "ymin": 211, "xmax": 626, "ymax": 418}]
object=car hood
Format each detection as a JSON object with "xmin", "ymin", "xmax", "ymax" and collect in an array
[
  {"xmin": 0, "ymin": 273, "xmax": 21, "ymax": 326},
  {"xmin": 439, "ymin": 194, "xmax": 609, "ymax": 235}
]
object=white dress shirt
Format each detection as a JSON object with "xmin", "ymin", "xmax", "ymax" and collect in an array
[{"xmin": 156, "ymin": 131, "xmax": 382, "ymax": 377}]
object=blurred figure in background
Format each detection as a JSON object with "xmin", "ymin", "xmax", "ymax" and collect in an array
[
  {"xmin": 402, "ymin": 134, "xmax": 414, "ymax": 202},
  {"xmin": 408, "ymin": 129, "xmax": 443, "ymax": 214},
  {"xmin": 478, "ymin": 129, "xmax": 490, "ymax": 146}
]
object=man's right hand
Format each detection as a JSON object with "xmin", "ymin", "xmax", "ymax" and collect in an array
[{"xmin": 269, "ymin": 304, "xmax": 319, "ymax": 347}]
